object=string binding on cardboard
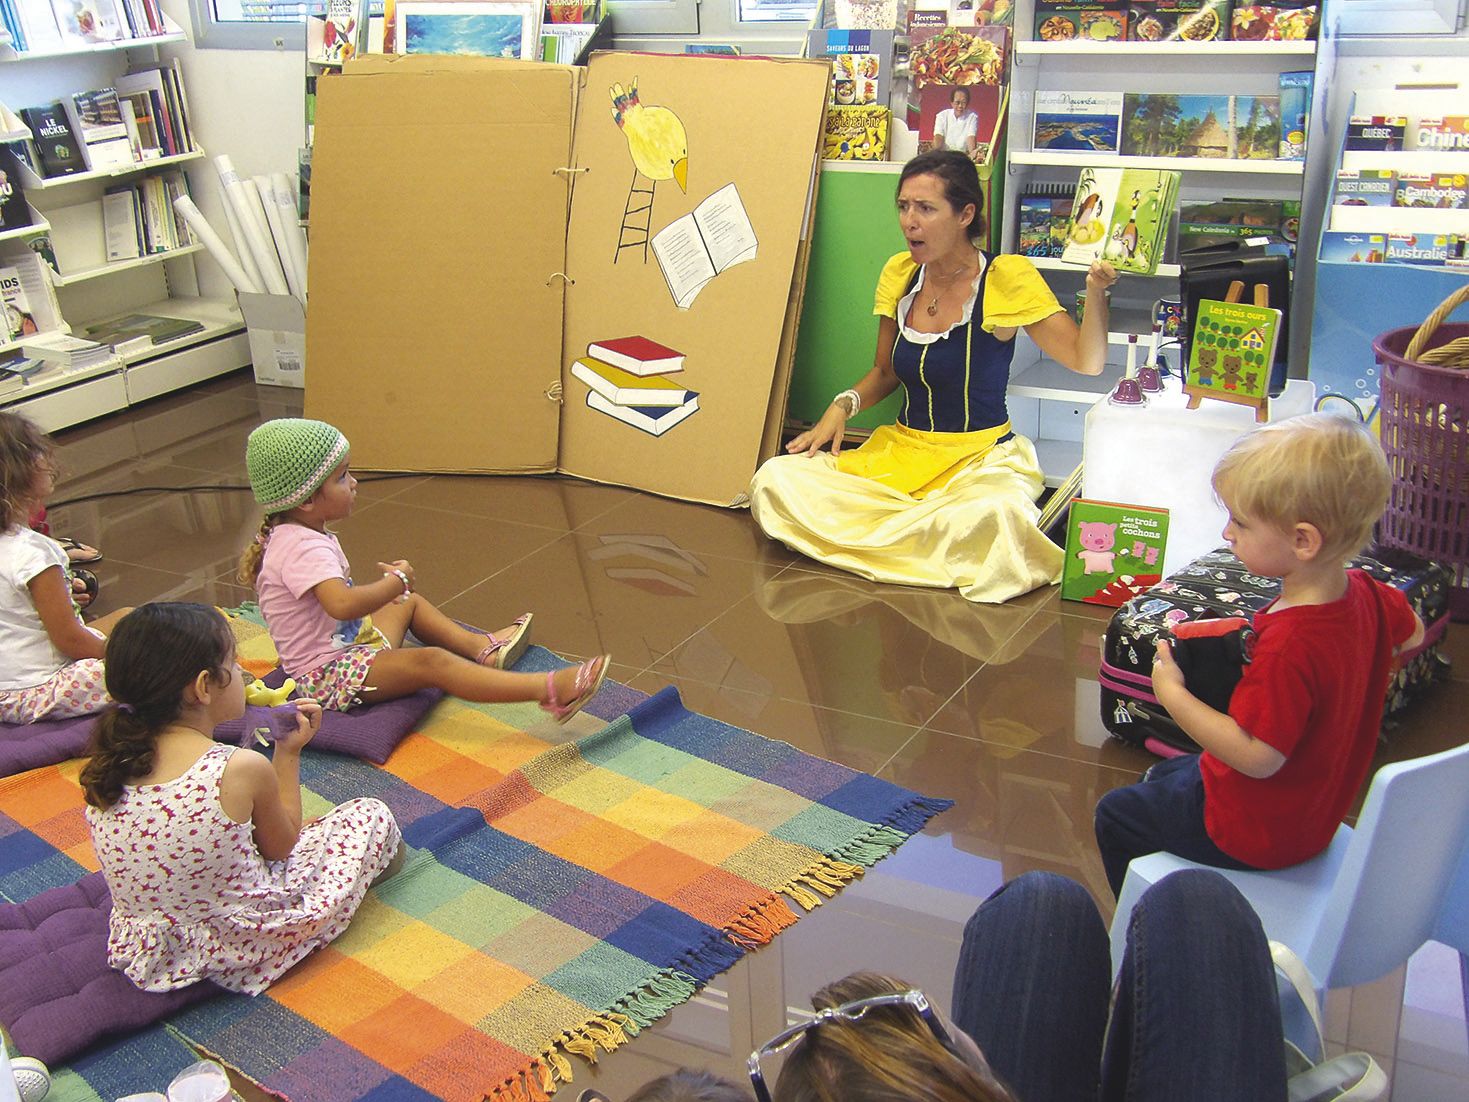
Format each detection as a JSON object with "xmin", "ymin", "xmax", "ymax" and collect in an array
[
  {"xmin": 545, "ymin": 381, "xmax": 564, "ymax": 403},
  {"xmin": 546, "ymin": 272, "xmax": 575, "ymax": 286},
  {"xmin": 552, "ymin": 166, "xmax": 591, "ymax": 177}
]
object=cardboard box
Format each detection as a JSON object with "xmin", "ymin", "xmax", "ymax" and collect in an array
[{"xmin": 238, "ymin": 292, "xmax": 306, "ymax": 389}]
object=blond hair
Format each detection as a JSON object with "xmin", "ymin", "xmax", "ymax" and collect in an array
[
  {"xmin": 236, "ymin": 513, "xmax": 283, "ymax": 585},
  {"xmin": 1212, "ymin": 413, "xmax": 1389, "ymax": 562}
]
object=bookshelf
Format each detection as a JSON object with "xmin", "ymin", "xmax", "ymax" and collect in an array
[
  {"xmin": 0, "ymin": 16, "xmax": 247, "ymax": 431},
  {"xmin": 999, "ymin": 0, "xmax": 1330, "ymax": 481}
]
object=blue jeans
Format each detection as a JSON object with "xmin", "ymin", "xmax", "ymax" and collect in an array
[
  {"xmin": 952, "ymin": 869, "xmax": 1286, "ymax": 1102},
  {"xmin": 1093, "ymin": 753, "xmax": 1257, "ymax": 897}
]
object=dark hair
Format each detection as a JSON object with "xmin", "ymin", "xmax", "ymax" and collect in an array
[
  {"xmin": 949, "ymin": 87, "xmax": 971, "ymax": 104},
  {"xmin": 771, "ymin": 973, "xmax": 1015, "ymax": 1102},
  {"xmin": 626, "ymin": 1070, "xmax": 752, "ymax": 1102},
  {"xmin": 0, "ymin": 411, "xmax": 56, "ymax": 531},
  {"xmin": 897, "ymin": 151, "xmax": 987, "ymax": 242},
  {"xmin": 80, "ymin": 603, "xmax": 238, "ymax": 809}
]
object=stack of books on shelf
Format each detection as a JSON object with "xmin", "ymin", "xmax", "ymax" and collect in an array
[
  {"xmin": 102, "ymin": 171, "xmax": 194, "ymax": 262},
  {"xmin": 570, "ymin": 336, "xmax": 699, "ymax": 437},
  {"xmin": 0, "ymin": 0, "xmax": 170, "ymax": 53},
  {"xmin": 0, "ymin": 351, "xmax": 49, "ymax": 396},
  {"xmin": 21, "ymin": 331, "xmax": 112, "ymax": 369},
  {"xmin": 1032, "ymin": 77, "xmax": 1310, "ymax": 162},
  {"xmin": 18, "ymin": 63, "xmax": 194, "ymax": 179},
  {"xmin": 82, "ymin": 311, "xmax": 204, "ymax": 354},
  {"xmin": 1321, "ymin": 112, "xmax": 1469, "ymax": 269},
  {"xmin": 1031, "ymin": 0, "xmax": 1317, "ymax": 42}
]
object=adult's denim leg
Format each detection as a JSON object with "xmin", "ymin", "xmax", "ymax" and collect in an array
[
  {"xmin": 952, "ymin": 871, "xmax": 1111, "ymax": 1102},
  {"xmin": 1101, "ymin": 868, "xmax": 1287, "ymax": 1102},
  {"xmin": 1094, "ymin": 754, "xmax": 1255, "ymax": 896}
]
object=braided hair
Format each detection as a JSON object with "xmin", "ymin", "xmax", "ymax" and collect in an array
[
  {"xmin": 236, "ymin": 513, "xmax": 282, "ymax": 585},
  {"xmin": 80, "ymin": 603, "xmax": 238, "ymax": 809}
]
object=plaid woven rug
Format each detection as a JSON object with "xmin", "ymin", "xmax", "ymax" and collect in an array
[{"xmin": 2, "ymin": 648, "xmax": 950, "ymax": 1102}]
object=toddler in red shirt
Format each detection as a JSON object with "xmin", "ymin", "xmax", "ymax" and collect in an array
[{"xmin": 1095, "ymin": 414, "xmax": 1425, "ymax": 897}]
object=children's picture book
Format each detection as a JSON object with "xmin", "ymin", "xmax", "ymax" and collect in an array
[
  {"xmin": 907, "ymin": 22, "xmax": 1007, "ymax": 90},
  {"xmin": 0, "ymin": 148, "xmax": 33, "ymax": 233},
  {"xmin": 1185, "ymin": 297, "xmax": 1280, "ymax": 410},
  {"xmin": 586, "ymin": 335, "xmax": 684, "ymax": 375},
  {"xmin": 1345, "ymin": 115, "xmax": 1406, "ymax": 152},
  {"xmin": 649, "ymin": 182, "xmax": 758, "ymax": 310},
  {"xmin": 914, "ymin": 83, "xmax": 1003, "ymax": 162},
  {"xmin": 1061, "ymin": 165, "xmax": 1179, "ymax": 275},
  {"xmin": 1333, "ymin": 169, "xmax": 1396, "ymax": 207},
  {"xmin": 1061, "ymin": 499, "xmax": 1169, "ymax": 607},
  {"xmin": 0, "ymin": 266, "xmax": 40, "ymax": 342},
  {"xmin": 806, "ymin": 29, "xmax": 895, "ymax": 107},
  {"xmin": 1413, "ymin": 116, "xmax": 1469, "ymax": 152},
  {"xmin": 571, "ymin": 357, "xmax": 695, "ymax": 407},
  {"xmin": 20, "ymin": 104, "xmax": 85, "ymax": 177},
  {"xmin": 1121, "ymin": 94, "xmax": 1280, "ymax": 160},
  {"xmin": 1033, "ymin": 91, "xmax": 1122, "ymax": 154},
  {"xmin": 1277, "ymin": 70, "xmax": 1311, "ymax": 159},
  {"xmin": 823, "ymin": 105, "xmax": 890, "ymax": 161},
  {"xmin": 1393, "ymin": 173, "xmax": 1468, "ymax": 209},
  {"xmin": 1319, "ymin": 230, "xmax": 1386, "ymax": 263}
]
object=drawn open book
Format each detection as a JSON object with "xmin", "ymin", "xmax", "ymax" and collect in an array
[{"xmin": 651, "ymin": 182, "xmax": 758, "ymax": 309}]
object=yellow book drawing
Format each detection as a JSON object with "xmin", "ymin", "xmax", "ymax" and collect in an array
[{"xmin": 572, "ymin": 356, "xmax": 697, "ymax": 408}]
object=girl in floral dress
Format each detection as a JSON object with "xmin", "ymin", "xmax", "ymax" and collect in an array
[{"xmin": 82, "ymin": 602, "xmax": 401, "ymax": 994}]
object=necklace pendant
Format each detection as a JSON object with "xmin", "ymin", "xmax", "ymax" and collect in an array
[{"xmin": 926, "ymin": 299, "xmax": 939, "ymax": 316}]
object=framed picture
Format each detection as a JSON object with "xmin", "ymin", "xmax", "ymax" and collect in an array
[{"xmin": 394, "ymin": 0, "xmax": 541, "ymax": 60}]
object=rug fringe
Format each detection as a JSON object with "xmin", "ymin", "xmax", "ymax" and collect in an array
[{"xmin": 725, "ymin": 894, "xmax": 798, "ymax": 949}]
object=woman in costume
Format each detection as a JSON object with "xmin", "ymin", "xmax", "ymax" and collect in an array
[{"xmin": 748, "ymin": 150, "xmax": 1117, "ymax": 604}]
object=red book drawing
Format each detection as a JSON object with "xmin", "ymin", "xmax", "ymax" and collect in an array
[{"xmin": 586, "ymin": 336, "xmax": 685, "ymax": 376}]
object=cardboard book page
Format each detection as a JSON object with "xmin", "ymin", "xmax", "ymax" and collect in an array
[
  {"xmin": 559, "ymin": 52, "xmax": 829, "ymax": 506},
  {"xmin": 304, "ymin": 55, "xmax": 578, "ymax": 473}
]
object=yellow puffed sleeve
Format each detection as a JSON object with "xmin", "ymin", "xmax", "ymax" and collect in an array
[
  {"xmin": 873, "ymin": 252, "xmax": 919, "ymax": 319},
  {"xmin": 981, "ymin": 254, "xmax": 1064, "ymax": 333}
]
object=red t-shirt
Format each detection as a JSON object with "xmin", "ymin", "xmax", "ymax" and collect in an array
[{"xmin": 1201, "ymin": 571, "xmax": 1418, "ymax": 868}]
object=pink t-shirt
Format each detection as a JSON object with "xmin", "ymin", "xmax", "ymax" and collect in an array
[{"xmin": 256, "ymin": 524, "xmax": 366, "ymax": 676}]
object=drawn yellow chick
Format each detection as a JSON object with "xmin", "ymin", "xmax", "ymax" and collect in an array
[{"xmin": 611, "ymin": 79, "xmax": 689, "ymax": 193}]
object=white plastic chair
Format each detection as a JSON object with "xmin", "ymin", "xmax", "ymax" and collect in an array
[{"xmin": 1108, "ymin": 739, "xmax": 1469, "ymax": 994}]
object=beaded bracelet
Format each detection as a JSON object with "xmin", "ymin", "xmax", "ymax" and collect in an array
[
  {"xmin": 834, "ymin": 388, "xmax": 862, "ymax": 418},
  {"xmin": 386, "ymin": 568, "xmax": 412, "ymax": 604}
]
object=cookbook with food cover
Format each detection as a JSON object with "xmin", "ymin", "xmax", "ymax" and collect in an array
[
  {"xmin": 806, "ymin": 29, "xmax": 895, "ymax": 107},
  {"xmin": 907, "ymin": 20, "xmax": 1008, "ymax": 90}
]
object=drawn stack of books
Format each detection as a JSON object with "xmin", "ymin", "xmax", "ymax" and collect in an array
[
  {"xmin": 572, "ymin": 336, "xmax": 699, "ymax": 437},
  {"xmin": 1320, "ymin": 113, "xmax": 1469, "ymax": 269}
]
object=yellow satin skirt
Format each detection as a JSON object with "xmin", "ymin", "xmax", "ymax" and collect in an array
[{"xmin": 748, "ymin": 425, "xmax": 1063, "ymax": 605}]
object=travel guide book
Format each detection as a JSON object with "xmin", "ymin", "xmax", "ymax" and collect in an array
[
  {"xmin": 1121, "ymin": 93, "xmax": 1281, "ymax": 160},
  {"xmin": 1061, "ymin": 499, "xmax": 1169, "ymax": 607},
  {"xmin": 1033, "ymin": 91, "xmax": 1122, "ymax": 154},
  {"xmin": 1061, "ymin": 165, "xmax": 1180, "ymax": 275}
]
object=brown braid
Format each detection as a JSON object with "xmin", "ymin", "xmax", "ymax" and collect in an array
[
  {"xmin": 237, "ymin": 513, "xmax": 282, "ymax": 585},
  {"xmin": 80, "ymin": 603, "xmax": 236, "ymax": 809}
]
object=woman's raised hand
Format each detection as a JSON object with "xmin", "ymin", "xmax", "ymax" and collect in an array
[
  {"xmin": 1085, "ymin": 259, "xmax": 1119, "ymax": 294},
  {"xmin": 786, "ymin": 403, "xmax": 851, "ymax": 458}
]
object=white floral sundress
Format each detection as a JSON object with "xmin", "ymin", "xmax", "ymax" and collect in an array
[{"xmin": 86, "ymin": 744, "xmax": 400, "ymax": 994}]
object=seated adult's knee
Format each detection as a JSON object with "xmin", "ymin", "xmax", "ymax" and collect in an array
[{"xmin": 1138, "ymin": 868, "xmax": 1257, "ymax": 928}]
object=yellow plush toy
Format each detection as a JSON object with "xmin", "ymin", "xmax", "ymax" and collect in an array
[{"xmin": 244, "ymin": 677, "xmax": 296, "ymax": 707}]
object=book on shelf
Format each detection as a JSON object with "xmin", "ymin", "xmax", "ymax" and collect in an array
[
  {"xmin": 102, "ymin": 187, "xmax": 140, "ymax": 260},
  {"xmin": 1394, "ymin": 173, "xmax": 1468, "ymax": 209},
  {"xmin": 586, "ymin": 389, "xmax": 699, "ymax": 437},
  {"xmin": 823, "ymin": 104, "xmax": 890, "ymax": 161},
  {"xmin": 63, "ymin": 88, "xmax": 134, "ymax": 171},
  {"xmin": 806, "ymin": 29, "xmax": 894, "ymax": 109},
  {"xmin": 540, "ymin": 22, "xmax": 597, "ymax": 64},
  {"xmin": 50, "ymin": 0, "xmax": 128, "ymax": 45},
  {"xmin": 1278, "ymin": 70, "xmax": 1311, "ymax": 160},
  {"xmin": 1033, "ymin": 91, "xmax": 1121, "ymax": 154},
  {"xmin": 116, "ymin": 61, "xmax": 195, "ymax": 158},
  {"xmin": 1333, "ymin": 169, "xmax": 1396, "ymax": 207},
  {"xmin": 1230, "ymin": 3, "xmax": 1317, "ymax": 40},
  {"xmin": 1016, "ymin": 186, "xmax": 1073, "ymax": 259},
  {"xmin": 1319, "ymin": 230, "xmax": 1386, "ymax": 263},
  {"xmin": 834, "ymin": 0, "xmax": 899, "ymax": 30},
  {"xmin": 319, "ymin": 0, "xmax": 366, "ymax": 64},
  {"xmin": 1127, "ymin": 0, "xmax": 1228, "ymax": 41},
  {"xmin": 1034, "ymin": 8, "xmax": 1129, "ymax": 42},
  {"xmin": 544, "ymin": 0, "xmax": 602, "ymax": 24},
  {"xmin": 1121, "ymin": 93, "xmax": 1281, "ymax": 160},
  {"xmin": 1061, "ymin": 165, "xmax": 1180, "ymax": 275},
  {"xmin": 0, "ymin": 148, "xmax": 34, "ymax": 233},
  {"xmin": 586, "ymin": 335, "xmax": 684, "ymax": 376},
  {"xmin": 7, "ymin": 0, "xmax": 66, "ymax": 52},
  {"xmin": 1061, "ymin": 499, "xmax": 1168, "ymax": 607},
  {"xmin": 1179, "ymin": 198, "xmax": 1298, "ymax": 254},
  {"xmin": 914, "ymin": 83, "xmax": 1004, "ymax": 163},
  {"xmin": 1345, "ymin": 115, "xmax": 1406, "ymax": 152},
  {"xmin": 907, "ymin": 20, "xmax": 1007, "ymax": 91},
  {"xmin": 0, "ymin": 264, "xmax": 40, "ymax": 341},
  {"xmin": 949, "ymin": 0, "xmax": 1013, "ymax": 27},
  {"xmin": 83, "ymin": 311, "xmax": 204, "ymax": 348},
  {"xmin": 0, "ymin": 352, "xmax": 50, "ymax": 385},
  {"xmin": 19, "ymin": 103, "xmax": 85, "ymax": 177},
  {"xmin": 684, "ymin": 42, "xmax": 740, "ymax": 54},
  {"xmin": 1386, "ymin": 233, "xmax": 1464, "ymax": 266},
  {"xmin": 571, "ymin": 356, "xmax": 696, "ymax": 407},
  {"xmin": 1413, "ymin": 116, "xmax": 1469, "ymax": 153},
  {"xmin": 20, "ymin": 331, "xmax": 112, "ymax": 367}
]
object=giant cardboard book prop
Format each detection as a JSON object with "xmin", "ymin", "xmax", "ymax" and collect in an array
[{"xmin": 305, "ymin": 51, "xmax": 829, "ymax": 506}]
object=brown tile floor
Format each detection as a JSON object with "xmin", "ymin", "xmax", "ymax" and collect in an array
[{"xmin": 45, "ymin": 372, "xmax": 1469, "ymax": 1100}]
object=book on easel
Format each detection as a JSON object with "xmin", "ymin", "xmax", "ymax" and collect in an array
[
  {"xmin": 1183, "ymin": 282, "xmax": 1280, "ymax": 423},
  {"xmin": 304, "ymin": 51, "xmax": 829, "ymax": 506}
]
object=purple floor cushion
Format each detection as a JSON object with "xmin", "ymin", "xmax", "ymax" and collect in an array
[
  {"xmin": 0, "ymin": 714, "xmax": 96, "ymax": 779},
  {"xmin": 0, "ymin": 872, "xmax": 220, "ymax": 1066}
]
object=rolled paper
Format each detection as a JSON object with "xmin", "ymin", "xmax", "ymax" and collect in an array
[
  {"xmin": 216, "ymin": 155, "xmax": 288, "ymax": 295},
  {"xmin": 172, "ymin": 195, "xmax": 259, "ymax": 293},
  {"xmin": 269, "ymin": 172, "xmax": 309, "ymax": 299},
  {"xmin": 239, "ymin": 177, "xmax": 290, "ymax": 296},
  {"xmin": 253, "ymin": 174, "xmax": 302, "ymax": 303},
  {"xmin": 218, "ymin": 184, "xmax": 265, "ymax": 294}
]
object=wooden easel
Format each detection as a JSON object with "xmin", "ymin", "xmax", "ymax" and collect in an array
[{"xmin": 1184, "ymin": 280, "xmax": 1272, "ymax": 423}]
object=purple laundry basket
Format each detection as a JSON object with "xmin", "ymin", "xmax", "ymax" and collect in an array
[{"xmin": 1372, "ymin": 301, "xmax": 1469, "ymax": 622}]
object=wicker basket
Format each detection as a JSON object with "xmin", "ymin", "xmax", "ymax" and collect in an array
[{"xmin": 1372, "ymin": 281, "xmax": 1469, "ymax": 621}]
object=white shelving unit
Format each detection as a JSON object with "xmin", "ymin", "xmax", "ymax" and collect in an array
[
  {"xmin": 1001, "ymin": 1, "xmax": 1325, "ymax": 482},
  {"xmin": 0, "ymin": 18, "xmax": 247, "ymax": 430}
]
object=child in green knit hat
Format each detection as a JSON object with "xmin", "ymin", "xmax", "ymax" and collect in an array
[{"xmin": 238, "ymin": 418, "xmax": 608, "ymax": 721}]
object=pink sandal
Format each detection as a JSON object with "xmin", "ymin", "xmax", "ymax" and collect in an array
[
  {"xmin": 541, "ymin": 654, "xmax": 610, "ymax": 725},
  {"xmin": 475, "ymin": 613, "xmax": 533, "ymax": 670}
]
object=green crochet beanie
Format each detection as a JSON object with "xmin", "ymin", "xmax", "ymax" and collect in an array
[{"xmin": 246, "ymin": 418, "xmax": 350, "ymax": 514}]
